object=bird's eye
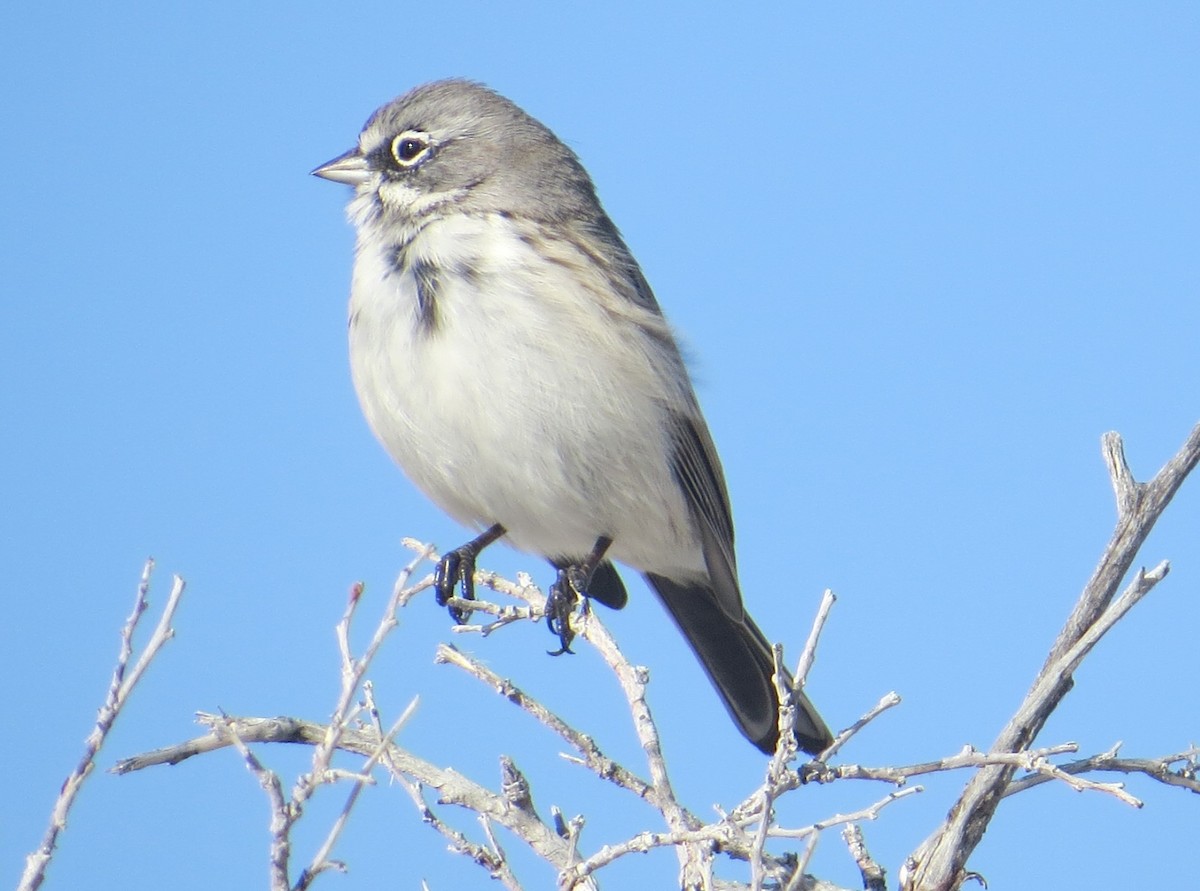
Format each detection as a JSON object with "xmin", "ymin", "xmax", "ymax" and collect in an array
[{"xmin": 391, "ymin": 131, "xmax": 431, "ymax": 167}]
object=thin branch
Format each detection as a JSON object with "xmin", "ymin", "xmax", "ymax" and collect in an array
[
  {"xmin": 905, "ymin": 423, "xmax": 1200, "ymax": 891},
  {"xmin": 296, "ymin": 698, "xmax": 419, "ymax": 889},
  {"xmin": 214, "ymin": 712, "xmax": 292, "ymax": 891},
  {"xmin": 772, "ymin": 787, "xmax": 923, "ymax": 840},
  {"xmin": 749, "ymin": 590, "xmax": 842, "ymax": 890},
  {"xmin": 786, "ymin": 832, "xmax": 820, "ymax": 891},
  {"xmin": 567, "ymin": 598, "xmax": 712, "ymax": 887},
  {"xmin": 119, "ymin": 713, "xmax": 595, "ymax": 886},
  {"xmin": 819, "ymin": 692, "xmax": 903, "ymax": 763},
  {"xmin": 563, "ymin": 786, "xmax": 918, "ymax": 886},
  {"xmin": 19, "ymin": 562, "xmax": 185, "ymax": 891},
  {"xmin": 395, "ymin": 773, "xmax": 522, "ymax": 890},
  {"xmin": 437, "ymin": 559, "xmax": 714, "ymax": 887},
  {"xmin": 434, "ymin": 643, "xmax": 664, "ymax": 809},
  {"xmin": 1004, "ymin": 743, "xmax": 1200, "ymax": 798},
  {"xmin": 842, "ymin": 824, "xmax": 887, "ymax": 891},
  {"xmin": 794, "ymin": 589, "xmax": 837, "ymax": 694}
]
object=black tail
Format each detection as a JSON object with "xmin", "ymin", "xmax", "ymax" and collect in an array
[{"xmin": 645, "ymin": 574, "xmax": 832, "ymax": 755}]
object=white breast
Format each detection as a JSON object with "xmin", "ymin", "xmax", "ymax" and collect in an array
[{"xmin": 346, "ymin": 211, "xmax": 706, "ymax": 578}]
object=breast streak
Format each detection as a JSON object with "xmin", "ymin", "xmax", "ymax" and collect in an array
[{"xmin": 349, "ymin": 216, "xmax": 697, "ymax": 571}]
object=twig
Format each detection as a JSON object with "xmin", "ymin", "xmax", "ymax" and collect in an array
[
  {"xmin": 828, "ymin": 743, "xmax": 1077, "ymax": 786},
  {"xmin": 563, "ymin": 786, "xmax": 919, "ymax": 886},
  {"xmin": 214, "ymin": 712, "xmax": 292, "ymax": 891},
  {"xmin": 1004, "ymin": 743, "xmax": 1200, "ymax": 797},
  {"xmin": 787, "ymin": 832, "xmax": 820, "ymax": 891},
  {"xmin": 842, "ymin": 824, "xmax": 887, "ymax": 891},
  {"xmin": 296, "ymin": 698, "xmax": 419, "ymax": 889},
  {"xmin": 568, "ymin": 598, "xmax": 711, "ymax": 887},
  {"xmin": 120, "ymin": 712, "xmax": 595, "ymax": 887},
  {"xmin": 434, "ymin": 643, "xmax": 665, "ymax": 809},
  {"xmin": 19, "ymin": 562, "xmax": 185, "ymax": 891},
  {"xmin": 773, "ymin": 787, "xmax": 923, "ymax": 840},
  {"xmin": 905, "ymin": 424, "xmax": 1200, "ymax": 890},
  {"xmin": 795, "ymin": 589, "xmax": 837, "ymax": 696},
  {"xmin": 819, "ymin": 692, "xmax": 903, "ymax": 763}
]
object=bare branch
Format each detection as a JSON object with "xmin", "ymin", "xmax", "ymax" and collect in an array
[
  {"xmin": 119, "ymin": 713, "xmax": 595, "ymax": 886},
  {"xmin": 395, "ymin": 772, "xmax": 523, "ymax": 890},
  {"xmin": 434, "ymin": 643, "xmax": 665, "ymax": 809},
  {"xmin": 99, "ymin": 424, "xmax": 1197, "ymax": 891},
  {"xmin": 842, "ymin": 824, "xmax": 887, "ymax": 891},
  {"xmin": 905, "ymin": 423, "xmax": 1200, "ymax": 890},
  {"xmin": 214, "ymin": 712, "xmax": 292, "ymax": 891},
  {"xmin": 1004, "ymin": 743, "xmax": 1200, "ymax": 798},
  {"xmin": 19, "ymin": 562, "xmax": 185, "ymax": 891},
  {"xmin": 297, "ymin": 697, "xmax": 419, "ymax": 889},
  {"xmin": 820, "ymin": 692, "xmax": 903, "ymax": 762}
]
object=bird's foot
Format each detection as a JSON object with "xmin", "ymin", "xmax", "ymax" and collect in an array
[
  {"xmin": 433, "ymin": 548, "xmax": 475, "ymax": 624},
  {"xmin": 545, "ymin": 536, "xmax": 613, "ymax": 655},
  {"xmin": 433, "ymin": 524, "xmax": 505, "ymax": 624},
  {"xmin": 546, "ymin": 567, "xmax": 587, "ymax": 655}
]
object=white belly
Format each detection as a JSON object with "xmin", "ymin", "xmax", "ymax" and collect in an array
[{"xmin": 347, "ymin": 212, "xmax": 706, "ymax": 578}]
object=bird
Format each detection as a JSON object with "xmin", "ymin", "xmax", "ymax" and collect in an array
[{"xmin": 312, "ymin": 79, "xmax": 832, "ymax": 756}]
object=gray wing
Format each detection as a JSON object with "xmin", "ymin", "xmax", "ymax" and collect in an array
[
  {"xmin": 653, "ymin": 411, "xmax": 835, "ymax": 755},
  {"xmin": 667, "ymin": 410, "xmax": 742, "ymax": 620},
  {"xmin": 590, "ymin": 225, "xmax": 744, "ymax": 617}
]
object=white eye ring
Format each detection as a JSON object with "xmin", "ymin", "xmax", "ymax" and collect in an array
[{"xmin": 391, "ymin": 131, "xmax": 432, "ymax": 167}]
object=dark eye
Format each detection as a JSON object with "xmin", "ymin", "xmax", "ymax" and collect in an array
[{"xmin": 391, "ymin": 132, "xmax": 430, "ymax": 167}]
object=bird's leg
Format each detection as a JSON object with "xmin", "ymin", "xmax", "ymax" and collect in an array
[
  {"xmin": 434, "ymin": 523, "xmax": 506, "ymax": 624},
  {"xmin": 547, "ymin": 536, "xmax": 613, "ymax": 655}
]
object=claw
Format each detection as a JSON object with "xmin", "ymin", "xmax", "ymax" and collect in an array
[
  {"xmin": 546, "ymin": 570, "xmax": 579, "ymax": 655},
  {"xmin": 434, "ymin": 549, "xmax": 475, "ymax": 624},
  {"xmin": 433, "ymin": 524, "xmax": 505, "ymax": 625},
  {"xmin": 544, "ymin": 536, "xmax": 613, "ymax": 655}
]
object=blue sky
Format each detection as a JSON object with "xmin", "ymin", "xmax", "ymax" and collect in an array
[{"xmin": 3, "ymin": 3, "xmax": 1197, "ymax": 889}]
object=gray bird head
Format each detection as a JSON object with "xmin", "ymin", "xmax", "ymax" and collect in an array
[{"xmin": 313, "ymin": 79, "xmax": 603, "ymax": 228}]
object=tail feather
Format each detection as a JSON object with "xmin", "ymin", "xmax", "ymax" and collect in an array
[{"xmin": 645, "ymin": 573, "xmax": 832, "ymax": 755}]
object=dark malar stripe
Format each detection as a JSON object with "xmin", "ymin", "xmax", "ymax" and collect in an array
[{"xmin": 411, "ymin": 258, "xmax": 439, "ymax": 332}]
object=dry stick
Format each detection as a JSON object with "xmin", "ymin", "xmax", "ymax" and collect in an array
[
  {"xmin": 905, "ymin": 423, "xmax": 1200, "ymax": 891},
  {"xmin": 568, "ymin": 598, "xmax": 712, "ymax": 889},
  {"xmin": 465, "ymin": 560, "xmax": 708, "ymax": 879},
  {"xmin": 291, "ymin": 551, "xmax": 434, "ymax": 886},
  {"xmin": 478, "ymin": 815, "xmax": 523, "ymax": 891},
  {"xmin": 795, "ymin": 590, "xmax": 837, "ymax": 716},
  {"xmin": 216, "ymin": 552, "xmax": 432, "ymax": 890},
  {"xmin": 751, "ymin": 589, "xmax": 837, "ymax": 891},
  {"xmin": 296, "ymin": 698, "xmax": 420, "ymax": 889},
  {"xmin": 782, "ymin": 789, "xmax": 909, "ymax": 891},
  {"xmin": 305, "ymin": 545, "xmax": 432, "ymax": 799},
  {"xmin": 750, "ymin": 648, "xmax": 800, "ymax": 891},
  {"xmin": 292, "ymin": 550, "xmax": 428, "ymax": 803},
  {"xmin": 727, "ymin": 694, "xmax": 903, "ymax": 817},
  {"xmin": 1003, "ymin": 744, "xmax": 1200, "ymax": 798},
  {"xmin": 820, "ymin": 692, "xmax": 903, "ymax": 762},
  {"xmin": 787, "ymin": 833, "xmax": 820, "ymax": 891},
  {"xmin": 117, "ymin": 712, "xmax": 594, "ymax": 887},
  {"xmin": 570, "ymin": 592, "xmax": 854, "ymax": 891},
  {"xmin": 393, "ymin": 769, "xmax": 524, "ymax": 891},
  {"xmin": 434, "ymin": 643, "xmax": 666, "ymax": 809},
  {"xmin": 214, "ymin": 712, "xmax": 292, "ymax": 891},
  {"xmin": 830, "ymin": 742, "xmax": 1078, "ymax": 786},
  {"xmin": 460, "ymin": 563, "xmax": 856, "ymax": 888},
  {"xmin": 18, "ymin": 561, "xmax": 185, "ymax": 891},
  {"xmin": 772, "ymin": 787, "xmax": 923, "ymax": 841},
  {"xmin": 444, "ymin": 565, "xmax": 714, "ymax": 888},
  {"xmin": 563, "ymin": 785, "xmax": 918, "ymax": 883},
  {"xmin": 843, "ymin": 824, "xmax": 887, "ymax": 891}
]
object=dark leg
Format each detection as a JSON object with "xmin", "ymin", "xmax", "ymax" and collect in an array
[
  {"xmin": 547, "ymin": 536, "xmax": 613, "ymax": 654},
  {"xmin": 434, "ymin": 523, "xmax": 506, "ymax": 624}
]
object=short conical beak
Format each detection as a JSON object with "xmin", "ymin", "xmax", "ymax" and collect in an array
[{"xmin": 311, "ymin": 148, "xmax": 370, "ymax": 186}]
